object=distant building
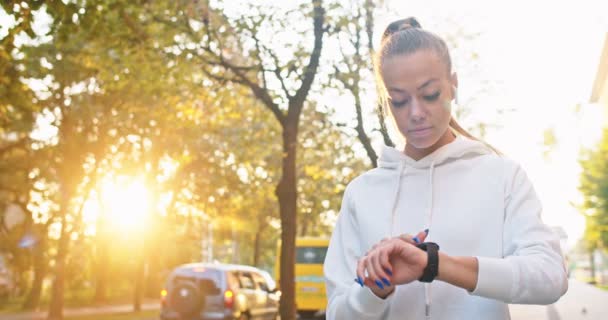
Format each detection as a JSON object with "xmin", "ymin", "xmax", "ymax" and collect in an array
[{"xmin": 591, "ymin": 33, "xmax": 608, "ymax": 122}]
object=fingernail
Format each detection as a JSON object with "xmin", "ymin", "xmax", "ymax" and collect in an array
[
  {"xmin": 358, "ymin": 276, "xmax": 364, "ymax": 287},
  {"xmin": 354, "ymin": 278, "xmax": 363, "ymax": 287},
  {"xmin": 424, "ymin": 229, "xmax": 429, "ymax": 234},
  {"xmin": 382, "ymin": 277, "xmax": 391, "ymax": 286},
  {"xmin": 385, "ymin": 268, "xmax": 393, "ymax": 276},
  {"xmin": 375, "ymin": 280, "xmax": 384, "ymax": 290},
  {"xmin": 412, "ymin": 236, "xmax": 420, "ymax": 244}
]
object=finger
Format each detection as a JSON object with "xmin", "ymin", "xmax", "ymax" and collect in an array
[
  {"xmin": 400, "ymin": 229, "xmax": 429, "ymax": 245},
  {"xmin": 355, "ymin": 256, "xmax": 366, "ymax": 287},
  {"xmin": 398, "ymin": 233, "xmax": 416, "ymax": 245},
  {"xmin": 364, "ymin": 254, "xmax": 384, "ymax": 290},
  {"xmin": 369, "ymin": 237, "xmax": 390, "ymax": 254},
  {"xmin": 371, "ymin": 249, "xmax": 392, "ymax": 287},
  {"xmin": 414, "ymin": 229, "xmax": 429, "ymax": 243},
  {"xmin": 378, "ymin": 243, "xmax": 394, "ymax": 278}
]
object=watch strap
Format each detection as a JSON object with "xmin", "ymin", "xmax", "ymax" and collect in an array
[{"xmin": 416, "ymin": 242, "xmax": 439, "ymax": 283}]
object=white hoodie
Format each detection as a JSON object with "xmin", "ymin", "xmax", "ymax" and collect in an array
[{"xmin": 324, "ymin": 136, "xmax": 568, "ymax": 320}]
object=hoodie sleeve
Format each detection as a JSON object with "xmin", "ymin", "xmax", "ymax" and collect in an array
[
  {"xmin": 471, "ymin": 161, "xmax": 568, "ymax": 304},
  {"xmin": 324, "ymin": 183, "xmax": 393, "ymax": 319}
]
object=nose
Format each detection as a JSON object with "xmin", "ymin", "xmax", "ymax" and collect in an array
[{"xmin": 409, "ymin": 98, "xmax": 426, "ymax": 122}]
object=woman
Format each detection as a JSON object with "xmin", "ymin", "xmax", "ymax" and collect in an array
[{"xmin": 323, "ymin": 17, "xmax": 567, "ymax": 319}]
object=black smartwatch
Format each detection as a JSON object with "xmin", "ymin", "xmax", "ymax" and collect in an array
[{"xmin": 416, "ymin": 242, "xmax": 440, "ymax": 283}]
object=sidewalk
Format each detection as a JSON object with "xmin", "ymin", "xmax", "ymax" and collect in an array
[
  {"xmin": 0, "ymin": 301, "xmax": 159, "ymax": 320},
  {"xmin": 509, "ymin": 279, "xmax": 608, "ymax": 320}
]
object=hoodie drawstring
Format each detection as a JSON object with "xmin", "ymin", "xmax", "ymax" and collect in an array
[
  {"xmin": 424, "ymin": 160, "xmax": 437, "ymax": 320},
  {"xmin": 389, "ymin": 159, "xmax": 437, "ymax": 319},
  {"xmin": 390, "ymin": 162, "xmax": 408, "ymax": 236}
]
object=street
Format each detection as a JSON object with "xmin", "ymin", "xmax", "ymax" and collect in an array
[
  {"xmin": 509, "ymin": 279, "xmax": 608, "ymax": 320},
  {"xmin": 1, "ymin": 280, "xmax": 606, "ymax": 320}
]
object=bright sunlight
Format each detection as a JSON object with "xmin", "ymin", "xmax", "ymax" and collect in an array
[
  {"xmin": 83, "ymin": 176, "xmax": 152, "ymax": 236},
  {"xmin": 101, "ymin": 177, "xmax": 151, "ymax": 231}
]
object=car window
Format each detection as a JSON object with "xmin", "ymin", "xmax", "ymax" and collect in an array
[
  {"xmin": 239, "ymin": 272, "xmax": 256, "ymax": 290},
  {"xmin": 227, "ymin": 271, "xmax": 240, "ymax": 289},
  {"xmin": 258, "ymin": 270, "xmax": 277, "ymax": 291},
  {"xmin": 172, "ymin": 267, "xmax": 222, "ymax": 294},
  {"xmin": 252, "ymin": 272, "xmax": 269, "ymax": 291},
  {"xmin": 296, "ymin": 246, "xmax": 327, "ymax": 264}
]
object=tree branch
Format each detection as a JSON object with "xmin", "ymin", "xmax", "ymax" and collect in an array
[
  {"xmin": 291, "ymin": 0, "xmax": 325, "ymax": 109},
  {"xmin": 0, "ymin": 137, "xmax": 28, "ymax": 157},
  {"xmin": 192, "ymin": 12, "xmax": 287, "ymax": 125}
]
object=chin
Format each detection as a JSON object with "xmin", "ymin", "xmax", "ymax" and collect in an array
[{"xmin": 405, "ymin": 135, "xmax": 441, "ymax": 149}]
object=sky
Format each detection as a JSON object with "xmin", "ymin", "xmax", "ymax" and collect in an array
[
  {"xmin": 376, "ymin": 0, "xmax": 608, "ymax": 248},
  {"xmin": 3, "ymin": 0, "xmax": 608, "ymax": 249},
  {"xmin": 224, "ymin": 0, "xmax": 608, "ymax": 249}
]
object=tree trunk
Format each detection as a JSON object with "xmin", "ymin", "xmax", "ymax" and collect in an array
[
  {"xmin": 300, "ymin": 215, "xmax": 309, "ymax": 237},
  {"xmin": 364, "ymin": 0, "xmax": 394, "ymax": 149},
  {"xmin": 353, "ymin": 90, "xmax": 378, "ymax": 167},
  {"xmin": 22, "ymin": 236, "xmax": 46, "ymax": 310},
  {"xmin": 252, "ymin": 221, "xmax": 268, "ymax": 267},
  {"xmin": 277, "ymin": 124, "xmax": 298, "ymax": 320},
  {"xmin": 47, "ymin": 191, "xmax": 71, "ymax": 320},
  {"xmin": 253, "ymin": 228, "xmax": 261, "ymax": 267},
  {"xmin": 589, "ymin": 249, "xmax": 597, "ymax": 284},
  {"xmin": 144, "ymin": 235, "xmax": 161, "ymax": 298},
  {"xmin": 133, "ymin": 240, "xmax": 146, "ymax": 312},
  {"xmin": 93, "ymin": 215, "xmax": 109, "ymax": 304}
]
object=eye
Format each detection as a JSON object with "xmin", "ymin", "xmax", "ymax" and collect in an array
[
  {"xmin": 423, "ymin": 91, "xmax": 440, "ymax": 102},
  {"xmin": 390, "ymin": 98, "xmax": 410, "ymax": 108}
]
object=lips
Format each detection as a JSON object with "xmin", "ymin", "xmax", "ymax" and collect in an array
[{"xmin": 408, "ymin": 127, "xmax": 433, "ymax": 137}]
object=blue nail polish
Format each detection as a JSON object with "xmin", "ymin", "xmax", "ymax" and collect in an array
[
  {"xmin": 354, "ymin": 278, "xmax": 363, "ymax": 287},
  {"xmin": 412, "ymin": 236, "xmax": 420, "ymax": 244},
  {"xmin": 358, "ymin": 276, "xmax": 364, "ymax": 287},
  {"xmin": 382, "ymin": 278, "xmax": 391, "ymax": 286},
  {"xmin": 385, "ymin": 268, "xmax": 393, "ymax": 276},
  {"xmin": 424, "ymin": 229, "xmax": 429, "ymax": 234},
  {"xmin": 375, "ymin": 280, "xmax": 384, "ymax": 290}
]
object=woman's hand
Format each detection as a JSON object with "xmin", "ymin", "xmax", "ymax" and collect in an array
[{"xmin": 356, "ymin": 230, "xmax": 428, "ymax": 298}]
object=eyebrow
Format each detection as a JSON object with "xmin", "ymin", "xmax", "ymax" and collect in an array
[{"xmin": 387, "ymin": 78, "xmax": 439, "ymax": 93}]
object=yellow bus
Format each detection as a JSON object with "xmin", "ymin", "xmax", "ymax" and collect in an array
[{"xmin": 276, "ymin": 237, "xmax": 329, "ymax": 318}]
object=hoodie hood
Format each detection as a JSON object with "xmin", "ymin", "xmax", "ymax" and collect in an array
[
  {"xmin": 377, "ymin": 135, "xmax": 492, "ymax": 170},
  {"xmin": 379, "ymin": 135, "xmax": 494, "ymax": 237}
]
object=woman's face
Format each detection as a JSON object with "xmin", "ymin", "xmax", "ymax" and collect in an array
[{"xmin": 381, "ymin": 50, "xmax": 456, "ymax": 158}]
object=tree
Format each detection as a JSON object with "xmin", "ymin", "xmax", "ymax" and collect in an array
[
  {"xmin": 1, "ymin": 2, "xmax": 372, "ymax": 319},
  {"xmin": 579, "ymin": 128, "xmax": 608, "ymax": 251},
  {"xmin": 148, "ymin": 1, "xmax": 327, "ymax": 318},
  {"xmin": 328, "ymin": 0, "xmax": 393, "ymax": 167},
  {"xmin": 0, "ymin": 1, "xmax": 63, "ymax": 310},
  {"xmin": 297, "ymin": 105, "xmax": 367, "ymax": 237}
]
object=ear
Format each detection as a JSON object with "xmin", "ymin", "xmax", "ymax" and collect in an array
[{"xmin": 450, "ymin": 72, "xmax": 459, "ymax": 96}]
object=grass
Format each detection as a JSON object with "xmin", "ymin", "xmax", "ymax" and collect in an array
[
  {"xmin": 0, "ymin": 298, "xmax": 25, "ymax": 313},
  {"xmin": 0, "ymin": 285, "xmax": 158, "ymax": 313},
  {"xmin": 65, "ymin": 310, "xmax": 159, "ymax": 320}
]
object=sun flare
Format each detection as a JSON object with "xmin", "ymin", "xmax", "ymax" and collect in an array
[{"xmin": 99, "ymin": 176, "xmax": 151, "ymax": 232}]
